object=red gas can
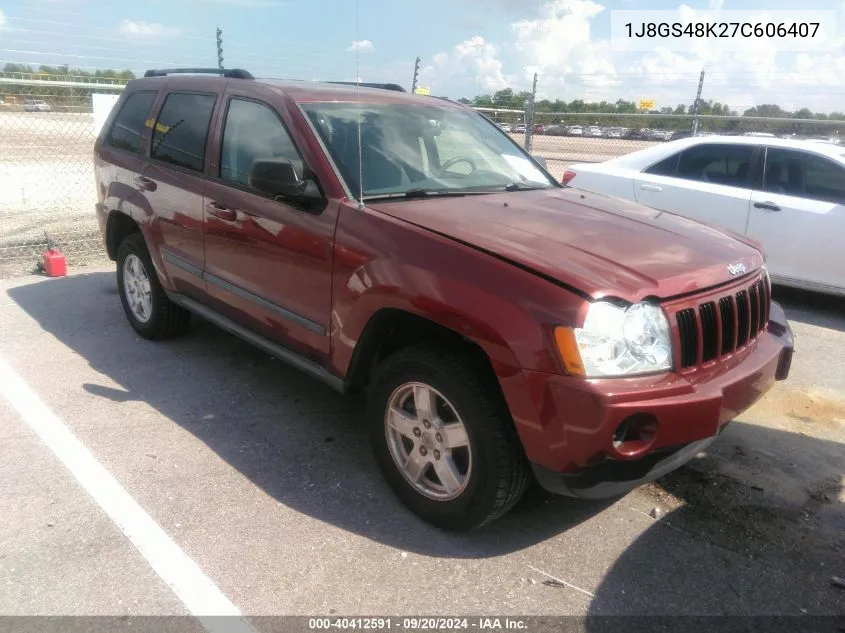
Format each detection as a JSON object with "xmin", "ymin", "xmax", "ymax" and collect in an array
[{"xmin": 42, "ymin": 249, "xmax": 67, "ymax": 277}]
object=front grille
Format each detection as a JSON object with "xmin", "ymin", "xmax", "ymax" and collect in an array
[{"xmin": 676, "ymin": 275, "xmax": 770, "ymax": 369}]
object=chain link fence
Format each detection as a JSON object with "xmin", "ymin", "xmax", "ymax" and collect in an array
[
  {"xmin": 2, "ymin": 79, "xmax": 844, "ymax": 278},
  {"xmin": 0, "ymin": 84, "xmax": 123, "ymax": 277}
]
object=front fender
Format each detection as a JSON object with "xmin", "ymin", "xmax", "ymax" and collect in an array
[{"xmin": 328, "ymin": 204, "xmax": 588, "ymax": 463}]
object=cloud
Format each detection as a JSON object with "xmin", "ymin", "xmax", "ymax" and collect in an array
[
  {"xmin": 0, "ymin": 9, "xmax": 6, "ymax": 31},
  {"xmin": 420, "ymin": 36, "xmax": 509, "ymax": 93},
  {"xmin": 347, "ymin": 40, "xmax": 375, "ymax": 53},
  {"xmin": 118, "ymin": 20, "xmax": 180, "ymax": 39},
  {"xmin": 420, "ymin": 0, "xmax": 845, "ymax": 113}
]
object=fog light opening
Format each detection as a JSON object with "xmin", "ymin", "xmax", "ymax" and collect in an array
[{"xmin": 611, "ymin": 413, "xmax": 658, "ymax": 457}]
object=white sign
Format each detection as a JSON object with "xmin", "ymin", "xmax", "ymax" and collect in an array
[{"xmin": 92, "ymin": 93, "xmax": 122, "ymax": 137}]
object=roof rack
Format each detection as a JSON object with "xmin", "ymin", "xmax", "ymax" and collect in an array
[
  {"xmin": 143, "ymin": 68, "xmax": 254, "ymax": 79},
  {"xmin": 326, "ymin": 81, "xmax": 406, "ymax": 92}
]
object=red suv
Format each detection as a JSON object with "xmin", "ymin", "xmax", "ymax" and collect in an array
[{"xmin": 94, "ymin": 69, "xmax": 794, "ymax": 531}]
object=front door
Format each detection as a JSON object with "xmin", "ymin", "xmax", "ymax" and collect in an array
[{"xmin": 202, "ymin": 95, "xmax": 338, "ymax": 361}]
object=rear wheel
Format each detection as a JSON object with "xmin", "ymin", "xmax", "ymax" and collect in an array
[
  {"xmin": 116, "ymin": 233, "xmax": 191, "ymax": 339},
  {"xmin": 367, "ymin": 345, "xmax": 530, "ymax": 531}
]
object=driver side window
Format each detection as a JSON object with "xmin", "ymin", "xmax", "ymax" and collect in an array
[{"xmin": 220, "ymin": 98, "xmax": 303, "ymax": 190}]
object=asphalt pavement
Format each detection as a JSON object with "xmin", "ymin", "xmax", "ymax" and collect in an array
[{"xmin": 1, "ymin": 265, "xmax": 843, "ymax": 626}]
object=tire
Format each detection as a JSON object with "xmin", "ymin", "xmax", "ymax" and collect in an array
[
  {"xmin": 367, "ymin": 345, "xmax": 530, "ymax": 531},
  {"xmin": 116, "ymin": 233, "xmax": 191, "ymax": 340}
]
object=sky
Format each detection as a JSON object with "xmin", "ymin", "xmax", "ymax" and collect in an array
[{"xmin": 0, "ymin": 0, "xmax": 843, "ymax": 112}]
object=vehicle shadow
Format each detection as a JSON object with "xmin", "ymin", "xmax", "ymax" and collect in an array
[
  {"xmin": 773, "ymin": 284, "xmax": 845, "ymax": 332},
  {"xmin": 6, "ymin": 271, "xmax": 612, "ymax": 558},
  {"xmin": 7, "ymin": 272, "xmax": 845, "ymax": 584}
]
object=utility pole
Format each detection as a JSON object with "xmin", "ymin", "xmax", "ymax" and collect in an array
[
  {"xmin": 216, "ymin": 27, "xmax": 224, "ymax": 70},
  {"xmin": 691, "ymin": 68, "xmax": 705, "ymax": 136},
  {"xmin": 411, "ymin": 57, "xmax": 421, "ymax": 93},
  {"xmin": 524, "ymin": 72, "xmax": 538, "ymax": 152}
]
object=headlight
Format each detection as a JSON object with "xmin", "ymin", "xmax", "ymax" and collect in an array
[{"xmin": 556, "ymin": 301, "xmax": 672, "ymax": 377}]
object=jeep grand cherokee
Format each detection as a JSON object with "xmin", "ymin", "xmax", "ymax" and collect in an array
[{"xmin": 94, "ymin": 68, "xmax": 794, "ymax": 530}]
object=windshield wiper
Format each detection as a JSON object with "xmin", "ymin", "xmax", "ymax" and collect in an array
[
  {"xmin": 503, "ymin": 182, "xmax": 550, "ymax": 192},
  {"xmin": 362, "ymin": 188, "xmax": 492, "ymax": 201}
]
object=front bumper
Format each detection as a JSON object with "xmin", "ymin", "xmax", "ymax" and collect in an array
[{"xmin": 523, "ymin": 302, "xmax": 794, "ymax": 499}]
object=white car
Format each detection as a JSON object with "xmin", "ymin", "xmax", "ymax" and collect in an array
[
  {"xmin": 568, "ymin": 125, "xmax": 583, "ymax": 136},
  {"xmin": 586, "ymin": 126, "xmax": 603, "ymax": 137},
  {"xmin": 564, "ymin": 136, "xmax": 845, "ymax": 296},
  {"xmin": 499, "ymin": 123, "xmax": 512, "ymax": 133},
  {"xmin": 24, "ymin": 99, "xmax": 51, "ymax": 112}
]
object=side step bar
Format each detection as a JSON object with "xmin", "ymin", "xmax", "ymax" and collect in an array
[{"xmin": 165, "ymin": 291, "xmax": 345, "ymax": 393}]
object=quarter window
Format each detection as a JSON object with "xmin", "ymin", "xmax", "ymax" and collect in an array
[
  {"xmin": 107, "ymin": 91, "xmax": 157, "ymax": 154},
  {"xmin": 644, "ymin": 152, "xmax": 680, "ymax": 177},
  {"xmin": 150, "ymin": 93, "xmax": 216, "ymax": 172}
]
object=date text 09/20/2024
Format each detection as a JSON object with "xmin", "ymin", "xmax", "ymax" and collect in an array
[{"xmin": 308, "ymin": 618, "xmax": 527, "ymax": 631}]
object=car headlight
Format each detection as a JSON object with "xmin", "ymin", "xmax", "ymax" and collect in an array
[{"xmin": 555, "ymin": 301, "xmax": 672, "ymax": 377}]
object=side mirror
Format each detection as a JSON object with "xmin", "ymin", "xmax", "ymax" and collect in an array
[
  {"xmin": 532, "ymin": 155, "xmax": 547, "ymax": 169},
  {"xmin": 249, "ymin": 159, "xmax": 307, "ymax": 198},
  {"xmin": 249, "ymin": 159, "xmax": 324, "ymax": 209}
]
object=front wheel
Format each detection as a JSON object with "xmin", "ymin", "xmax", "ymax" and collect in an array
[{"xmin": 367, "ymin": 345, "xmax": 530, "ymax": 531}]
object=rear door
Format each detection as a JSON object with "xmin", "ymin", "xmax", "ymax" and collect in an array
[
  {"xmin": 747, "ymin": 147, "xmax": 845, "ymax": 292},
  {"xmin": 633, "ymin": 142, "xmax": 757, "ymax": 235},
  {"xmin": 141, "ymin": 84, "xmax": 220, "ymax": 299}
]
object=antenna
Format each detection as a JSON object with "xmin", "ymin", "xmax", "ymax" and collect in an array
[{"xmin": 355, "ymin": 0, "xmax": 364, "ymax": 210}]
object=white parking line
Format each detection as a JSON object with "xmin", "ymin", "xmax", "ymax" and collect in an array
[{"xmin": 0, "ymin": 356, "xmax": 256, "ymax": 633}]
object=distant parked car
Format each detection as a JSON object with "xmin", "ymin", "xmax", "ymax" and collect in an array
[
  {"xmin": 605, "ymin": 128, "xmax": 622, "ymax": 139},
  {"xmin": 586, "ymin": 126, "xmax": 603, "ymax": 138},
  {"xmin": 545, "ymin": 125, "xmax": 567, "ymax": 136},
  {"xmin": 534, "ymin": 124, "xmax": 545, "ymax": 134},
  {"xmin": 567, "ymin": 125, "xmax": 584, "ymax": 136},
  {"xmin": 515, "ymin": 124, "xmax": 526, "ymax": 134},
  {"xmin": 499, "ymin": 123, "xmax": 512, "ymax": 133},
  {"xmin": 565, "ymin": 135, "xmax": 845, "ymax": 296},
  {"xmin": 24, "ymin": 99, "xmax": 51, "ymax": 112}
]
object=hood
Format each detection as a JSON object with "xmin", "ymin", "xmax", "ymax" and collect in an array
[{"xmin": 367, "ymin": 187, "xmax": 764, "ymax": 302}]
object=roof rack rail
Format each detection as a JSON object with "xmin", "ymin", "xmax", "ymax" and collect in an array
[
  {"xmin": 326, "ymin": 81, "xmax": 406, "ymax": 92},
  {"xmin": 143, "ymin": 68, "xmax": 254, "ymax": 79}
]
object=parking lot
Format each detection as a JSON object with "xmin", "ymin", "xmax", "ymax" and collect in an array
[{"xmin": 1, "ymin": 266, "xmax": 843, "ymax": 622}]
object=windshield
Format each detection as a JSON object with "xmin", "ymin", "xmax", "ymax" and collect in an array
[{"xmin": 301, "ymin": 102, "xmax": 555, "ymax": 199}]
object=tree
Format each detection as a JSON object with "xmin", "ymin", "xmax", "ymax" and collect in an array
[
  {"xmin": 673, "ymin": 104, "xmax": 687, "ymax": 115},
  {"xmin": 457, "ymin": 97, "xmax": 471, "ymax": 105},
  {"xmin": 472, "ymin": 94, "xmax": 494, "ymax": 108}
]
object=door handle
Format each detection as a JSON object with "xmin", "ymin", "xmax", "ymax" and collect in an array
[
  {"xmin": 134, "ymin": 176, "xmax": 157, "ymax": 192},
  {"xmin": 753, "ymin": 201, "xmax": 781, "ymax": 212},
  {"xmin": 640, "ymin": 184, "xmax": 662, "ymax": 192},
  {"xmin": 206, "ymin": 201, "xmax": 237, "ymax": 222}
]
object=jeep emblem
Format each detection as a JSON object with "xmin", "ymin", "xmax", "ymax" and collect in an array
[{"xmin": 727, "ymin": 263, "xmax": 746, "ymax": 276}]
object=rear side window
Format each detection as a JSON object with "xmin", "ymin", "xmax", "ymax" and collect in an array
[
  {"xmin": 151, "ymin": 93, "xmax": 216, "ymax": 172},
  {"xmin": 107, "ymin": 91, "xmax": 157, "ymax": 154},
  {"xmin": 675, "ymin": 143, "xmax": 754, "ymax": 188},
  {"xmin": 220, "ymin": 98, "xmax": 303, "ymax": 187},
  {"xmin": 764, "ymin": 147, "xmax": 845, "ymax": 203}
]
